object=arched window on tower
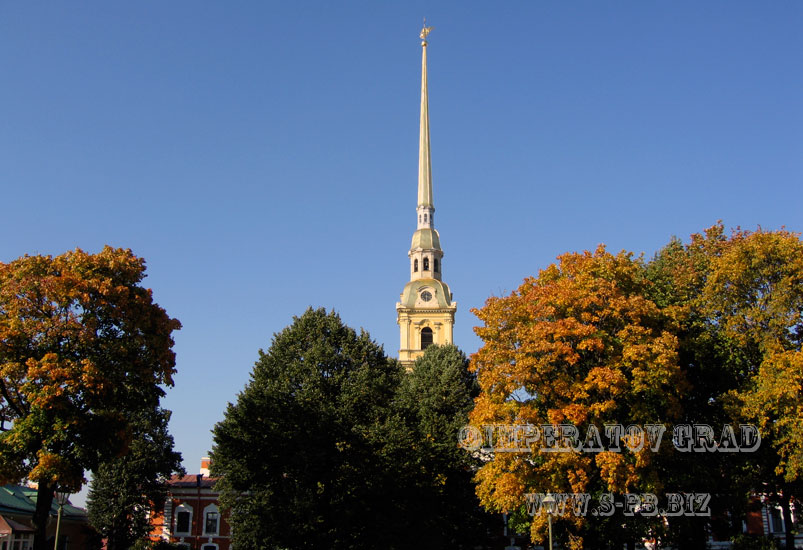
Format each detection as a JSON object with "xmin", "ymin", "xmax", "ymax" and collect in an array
[
  {"xmin": 424, "ymin": 213, "xmax": 428, "ymax": 222},
  {"xmin": 421, "ymin": 327, "xmax": 433, "ymax": 350},
  {"xmin": 434, "ymin": 258, "xmax": 439, "ymax": 273},
  {"xmin": 414, "ymin": 259, "xmax": 418, "ymax": 272},
  {"xmin": 423, "ymin": 257, "xmax": 430, "ymax": 271}
]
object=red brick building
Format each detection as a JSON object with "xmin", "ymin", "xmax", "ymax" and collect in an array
[{"xmin": 149, "ymin": 459, "xmax": 230, "ymax": 550}]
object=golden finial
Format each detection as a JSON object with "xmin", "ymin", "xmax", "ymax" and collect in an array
[{"xmin": 420, "ymin": 18, "xmax": 433, "ymax": 44}]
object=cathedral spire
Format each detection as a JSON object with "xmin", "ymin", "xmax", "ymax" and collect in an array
[
  {"xmin": 418, "ymin": 23, "xmax": 434, "ymax": 211},
  {"xmin": 397, "ymin": 22, "xmax": 456, "ymax": 369}
]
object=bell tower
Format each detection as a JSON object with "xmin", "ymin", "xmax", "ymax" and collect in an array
[{"xmin": 397, "ymin": 23, "xmax": 457, "ymax": 368}]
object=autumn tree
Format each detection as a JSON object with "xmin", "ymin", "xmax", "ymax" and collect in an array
[
  {"xmin": 470, "ymin": 225, "xmax": 803, "ymax": 549},
  {"xmin": 648, "ymin": 225, "xmax": 803, "ymax": 548},
  {"xmin": 645, "ymin": 227, "xmax": 759, "ymax": 547},
  {"xmin": 87, "ymin": 408, "xmax": 184, "ymax": 550},
  {"xmin": 704, "ymin": 229, "xmax": 803, "ymax": 478},
  {"xmin": 0, "ymin": 247, "xmax": 181, "ymax": 550},
  {"xmin": 696, "ymin": 226, "xmax": 803, "ymax": 548},
  {"xmin": 470, "ymin": 246, "xmax": 688, "ymax": 549}
]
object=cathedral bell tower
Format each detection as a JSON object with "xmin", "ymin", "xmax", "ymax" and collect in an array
[{"xmin": 397, "ymin": 24, "xmax": 457, "ymax": 368}]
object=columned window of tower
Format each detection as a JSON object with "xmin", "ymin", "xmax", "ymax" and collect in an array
[
  {"xmin": 421, "ymin": 327, "xmax": 433, "ymax": 349},
  {"xmin": 434, "ymin": 258, "xmax": 439, "ymax": 273},
  {"xmin": 414, "ymin": 259, "xmax": 418, "ymax": 272},
  {"xmin": 423, "ymin": 257, "xmax": 429, "ymax": 271}
]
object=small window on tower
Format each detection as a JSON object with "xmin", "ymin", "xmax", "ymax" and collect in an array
[
  {"xmin": 421, "ymin": 327, "xmax": 433, "ymax": 350},
  {"xmin": 434, "ymin": 259, "xmax": 439, "ymax": 273},
  {"xmin": 414, "ymin": 259, "xmax": 418, "ymax": 272},
  {"xmin": 424, "ymin": 213, "xmax": 428, "ymax": 222},
  {"xmin": 423, "ymin": 258, "xmax": 429, "ymax": 271}
]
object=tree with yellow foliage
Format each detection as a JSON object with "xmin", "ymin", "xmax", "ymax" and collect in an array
[
  {"xmin": 471, "ymin": 246, "xmax": 688, "ymax": 548},
  {"xmin": 470, "ymin": 225, "xmax": 803, "ymax": 549},
  {"xmin": 0, "ymin": 247, "xmax": 181, "ymax": 550},
  {"xmin": 703, "ymin": 227, "xmax": 803, "ymax": 549}
]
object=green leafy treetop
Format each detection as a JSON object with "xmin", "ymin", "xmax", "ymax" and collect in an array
[
  {"xmin": 393, "ymin": 344, "xmax": 495, "ymax": 548},
  {"xmin": 87, "ymin": 407, "xmax": 184, "ymax": 550},
  {"xmin": 211, "ymin": 308, "xmax": 402, "ymax": 550},
  {"xmin": 211, "ymin": 309, "xmax": 493, "ymax": 550}
]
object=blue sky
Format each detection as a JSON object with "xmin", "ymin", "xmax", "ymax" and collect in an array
[{"xmin": 1, "ymin": 2, "xmax": 801, "ymax": 503}]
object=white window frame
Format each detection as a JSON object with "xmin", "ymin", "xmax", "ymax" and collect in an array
[{"xmin": 202, "ymin": 503, "xmax": 220, "ymax": 536}]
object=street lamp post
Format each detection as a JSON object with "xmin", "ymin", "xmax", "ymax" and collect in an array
[
  {"xmin": 53, "ymin": 489, "xmax": 70, "ymax": 550},
  {"xmin": 542, "ymin": 492, "xmax": 556, "ymax": 550}
]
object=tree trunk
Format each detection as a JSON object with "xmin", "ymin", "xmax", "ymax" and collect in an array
[
  {"xmin": 781, "ymin": 496, "xmax": 795, "ymax": 550},
  {"xmin": 32, "ymin": 481, "xmax": 54, "ymax": 550}
]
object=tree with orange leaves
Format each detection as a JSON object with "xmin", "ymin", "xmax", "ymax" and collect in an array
[
  {"xmin": 471, "ymin": 246, "xmax": 688, "ymax": 548},
  {"xmin": 470, "ymin": 225, "xmax": 803, "ymax": 549},
  {"xmin": 0, "ymin": 247, "xmax": 181, "ymax": 550}
]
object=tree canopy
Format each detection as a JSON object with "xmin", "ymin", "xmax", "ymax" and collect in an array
[
  {"xmin": 87, "ymin": 408, "xmax": 183, "ymax": 550},
  {"xmin": 0, "ymin": 247, "xmax": 181, "ymax": 550},
  {"xmin": 211, "ymin": 308, "xmax": 403, "ymax": 549},
  {"xmin": 392, "ymin": 344, "xmax": 495, "ymax": 548},
  {"xmin": 211, "ymin": 309, "xmax": 492, "ymax": 550},
  {"xmin": 469, "ymin": 225, "xmax": 803, "ymax": 549}
]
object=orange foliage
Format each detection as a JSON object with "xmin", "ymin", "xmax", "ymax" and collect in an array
[
  {"xmin": 0, "ymin": 247, "xmax": 181, "ymax": 490},
  {"xmin": 470, "ymin": 246, "xmax": 688, "ymax": 544}
]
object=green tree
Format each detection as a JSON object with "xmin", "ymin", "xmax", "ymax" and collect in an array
[
  {"xmin": 391, "ymin": 344, "xmax": 495, "ymax": 548},
  {"xmin": 210, "ymin": 308, "xmax": 403, "ymax": 550},
  {"xmin": 0, "ymin": 247, "xmax": 181, "ymax": 550},
  {"xmin": 87, "ymin": 408, "xmax": 184, "ymax": 550}
]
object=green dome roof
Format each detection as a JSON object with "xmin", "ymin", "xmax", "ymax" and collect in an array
[{"xmin": 410, "ymin": 228, "xmax": 441, "ymax": 251}]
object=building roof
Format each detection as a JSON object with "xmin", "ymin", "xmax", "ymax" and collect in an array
[
  {"xmin": 167, "ymin": 474, "xmax": 218, "ymax": 488},
  {"xmin": 0, "ymin": 485, "xmax": 86, "ymax": 520}
]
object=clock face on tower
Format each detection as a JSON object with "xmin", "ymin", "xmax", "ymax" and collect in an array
[{"xmin": 420, "ymin": 290, "xmax": 432, "ymax": 302}]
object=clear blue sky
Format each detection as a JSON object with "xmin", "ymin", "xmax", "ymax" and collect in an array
[{"xmin": 1, "ymin": 2, "xmax": 801, "ymax": 502}]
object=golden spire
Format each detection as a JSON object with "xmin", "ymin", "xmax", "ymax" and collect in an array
[{"xmin": 418, "ymin": 22, "xmax": 433, "ymax": 208}]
